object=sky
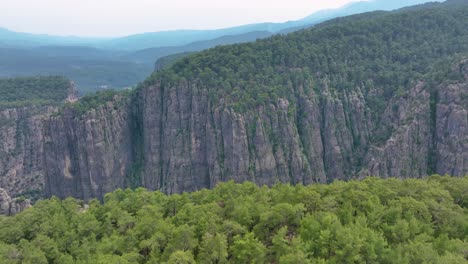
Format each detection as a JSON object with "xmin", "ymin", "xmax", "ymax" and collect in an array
[{"xmin": 0, "ymin": 0, "xmax": 361, "ymax": 37}]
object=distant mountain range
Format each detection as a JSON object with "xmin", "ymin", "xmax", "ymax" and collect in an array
[{"xmin": 0, "ymin": 0, "xmax": 443, "ymax": 93}]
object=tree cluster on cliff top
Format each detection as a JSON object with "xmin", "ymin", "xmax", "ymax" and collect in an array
[
  {"xmin": 0, "ymin": 76, "xmax": 70, "ymax": 109},
  {"xmin": 0, "ymin": 176, "xmax": 466, "ymax": 263}
]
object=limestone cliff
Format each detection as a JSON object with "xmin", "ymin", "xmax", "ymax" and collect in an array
[{"xmin": 41, "ymin": 66, "xmax": 467, "ymax": 200}]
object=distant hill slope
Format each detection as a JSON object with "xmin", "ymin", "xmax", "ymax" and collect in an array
[{"xmin": 154, "ymin": 52, "xmax": 195, "ymax": 72}]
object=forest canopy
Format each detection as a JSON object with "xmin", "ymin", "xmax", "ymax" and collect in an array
[
  {"xmin": 148, "ymin": 2, "xmax": 468, "ymax": 115},
  {"xmin": 63, "ymin": 1, "xmax": 468, "ymax": 119},
  {"xmin": 0, "ymin": 76, "xmax": 71, "ymax": 109},
  {"xmin": 0, "ymin": 176, "xmax": 466, "ymax": 263}
]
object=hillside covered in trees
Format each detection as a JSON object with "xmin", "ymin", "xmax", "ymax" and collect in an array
[
  {"xmin": 0, "ymin": 76, "xmax": 71, "ymax": 109},
  {"xmin": 152, "ymin": 0, "xmax": 468, "ymax": 115},
  {"xmin": 0, "ymin": 176, "xmax": 467, "ymax": 263}
]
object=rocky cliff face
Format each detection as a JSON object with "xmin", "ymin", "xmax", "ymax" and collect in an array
[
  {"xmin": 361, "ymin": 64, "xmax": 467, "ymax": 178},
  {"xmin": 361, "ymin": 82, "xmax": 433, "ymax": 177},
  {"xmin": 435, "ymin": 74, "xmax": 467, "ymax": 176},
  {"xmin": 43, "ymin": 95, "xmax": 134, "ymax": 200},
  {"xmin": 1, "ymin": 69, "xmax": 465, "ymax": 204},
  {"xmin": 0, "ymin": 80, "xmax": 75, "ymax": 214},
  {"xmin": 0, "ymin": 106, "xmax": 55, "ymax": 199},
  {"xmin": 40, "ymin": 63, "xmax": 467, "ymax": 200}
]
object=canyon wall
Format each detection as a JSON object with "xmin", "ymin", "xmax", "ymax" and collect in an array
[{"xmin": 41, "ymin": 64, "xmax": 467, "ymax": 200}]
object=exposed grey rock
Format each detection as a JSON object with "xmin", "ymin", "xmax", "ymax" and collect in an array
[
  {"xmin": 435, "ymin": 80, "xmax": 467, "ymax": 176},
  {"xmin": 66, "ymin": 82, "xmax": 79, "ymax": 103},
  {"xmin": 9, "ymin": 197, "xmax": 31, "ymax": 215},
  {"xmin": 0, "ymin": 106, "xmax": 55, "ymax": 198},
  {"xmin": 0, "ymin": 188, "xmax": 11, "ymax": 215},
  {"xmin": 0, "ymin": 81, "xmax": 77, "ymax": 200},
  {"xmin": 43, "ymin": 95, "xmax": 133, "ymax": 200},
  {"xmin": 40, "ymin": 65, "xmax": 467, "ymax": 200},
  {"xmin": 361, "ymin": 82, "xmax": 432, "ymax": 178},
  {"xmin": 0, "ymin": 188, "xmax": 31, "ymax": 216}
]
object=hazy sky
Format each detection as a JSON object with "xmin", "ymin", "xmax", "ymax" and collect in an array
[{"xmin": 0, "ymin": 0, "xmax": 361, "ymax": 37}]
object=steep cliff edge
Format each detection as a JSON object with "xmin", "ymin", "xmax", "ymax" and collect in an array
[
  {"xmin": 361, "ymin": 78, "xmax": 468, "ymax": 178},
  {"xmin": 434, "ymin": 62, "xmax": 468, "ymax": 176}
]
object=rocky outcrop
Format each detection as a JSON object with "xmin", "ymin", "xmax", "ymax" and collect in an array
[
  {"xmin": 360, "ymin": 77, "xmax": 468, "ymax": 178},
  {"xmin": 0, "ymin": 188, "xmax": 31, "ymax": 216},
  {"xmin": 137, "ymin": 83, "xmax": 318, "ymax": 193}
]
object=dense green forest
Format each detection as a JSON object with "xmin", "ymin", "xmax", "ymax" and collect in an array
[
  {"xmin": 73, "ymin": 1, "xmax": 468, "ymax": 120},
  {"xmin": 0, "ymin": 176, "xmax": 466, "ymax": 263},
  {"xmin": 147, "ymin": 1, "xmax": 468, "ymax": 116},
  {"xmin": 0, "ymin": 76, "xmax": 71, "ymax": 109}
]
